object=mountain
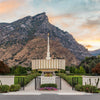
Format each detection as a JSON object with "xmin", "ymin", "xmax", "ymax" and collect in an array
[
  {"xmin": 90, "ymin": 49, "xmax": 100, "ymax": 56},
  {"xmin": 0, "ymin": 12, "xmax": 91, "ymax": 67}
]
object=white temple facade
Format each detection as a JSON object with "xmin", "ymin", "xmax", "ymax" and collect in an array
[{"xmin": 32, "ymin": 33, "xmax": 65, "ymax": 72}]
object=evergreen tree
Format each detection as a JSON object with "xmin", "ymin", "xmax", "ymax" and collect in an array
[
  {"xmin": 74, "ymin": 68, "xmax": 79, "ymax": 74},
  {"xmin": 79, "ymin": 66, "xmax": 86, "ymax": 74}
]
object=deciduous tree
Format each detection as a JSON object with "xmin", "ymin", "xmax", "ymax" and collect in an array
[{"xmin": 0, "ymin": 61, "xmax": 10, "ymax": 74}]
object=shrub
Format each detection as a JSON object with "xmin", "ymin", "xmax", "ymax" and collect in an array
[
  {"xmin": 10, "ymin": 84, "xmax": 21, "ymax": 92},
  {"xmin": 60, "ymin": 69, "xmax": 66, "ymax": 73},
  {"xmin": 70, "ymin": 67, "xmax": 76, "ymax": 73},
  {"xmin": 40, "ymin": 84, "xmax": 57, "ymax": 88},
  {"xmin": 55, "ymin": 71, "xmax": 58, "ymax": 73},
  {"xmin": 65, "ymin": 66, "xmax": 70, "ymax": 71},
  {"xmin": 75, "ymin": 85, "xmax": 98, "ymax": 93},
  {"xmin": 75, "ymin": 84, "xmax": 82, "ymax": 91},
  {"xmin": 84, "ymin": 85, "xmax": 97, "ymax": 93},
  {"xmin": 0, "ymin": 85, "xmax": 9, "ymax": 93}
]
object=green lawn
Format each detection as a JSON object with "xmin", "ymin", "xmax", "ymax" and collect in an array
[{"xmin": 97, "ymin": 90, "xmax": 100, "ymax": 93}]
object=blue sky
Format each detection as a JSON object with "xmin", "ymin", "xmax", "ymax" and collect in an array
[{"xmin": 0, "ymin": 0, "xmax": 100, "ymax": 50}]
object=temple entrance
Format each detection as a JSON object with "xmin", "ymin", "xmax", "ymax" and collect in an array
[{"xmin": 35, "ymin": 76, "xmax": 61, "ymax": 90}]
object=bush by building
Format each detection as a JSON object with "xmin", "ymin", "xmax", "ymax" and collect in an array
[
  {"xmin": 0, "ymin": 85, "xmax": 9, "ymax": 93},
  {"xmin": 75, "ymin": 84, "xmax": 98, "ymax": 93},
  {"xmin": 40, "ymin": 84, "xmax": 57, "ymax": 88},
  {"xmin": 0, "ymin": 84, "xmax": 21, "ymax": 93},
  {"xmin": 10, "ymin": 84, "xmax": 21, "ymax": 92}
]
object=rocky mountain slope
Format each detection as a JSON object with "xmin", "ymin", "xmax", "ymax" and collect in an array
[{"xmin": 0, "ymin": 12, "xmax": 91, "ymax": 67}]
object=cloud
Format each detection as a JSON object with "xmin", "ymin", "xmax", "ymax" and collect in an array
[
  {"xmin": 48, "ymin": 14, "xmax": 77, "ymax": 30},
  {"xmin": 82, "ymin": 18, "xmax": 100, "ymax": 28},
  {"xmin": 48, "ymin": 12, "xmax": 100, "ymax": 51},
  {"xmin": 0, "ymin": 0, "xmax": 24, "ymax": 14},
  {"xmin": 85, "ymin": 45, "xmax": 93, "ymax": 48}
]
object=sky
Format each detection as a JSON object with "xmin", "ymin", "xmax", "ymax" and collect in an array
[{"xmin": 0, "ymin": 0, "xmax": 100, "ymax": 51}]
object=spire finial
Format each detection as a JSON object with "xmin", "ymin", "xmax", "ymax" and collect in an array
[{"xmin": 48, "ymin": 33, "xmax": 49, "ymax": 36}]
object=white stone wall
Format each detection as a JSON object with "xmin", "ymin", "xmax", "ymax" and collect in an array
[
  {"xmin": 0, "ymin": 76, "xmax": 14, "ymax": 86},
  {"xmin": 41, "ymin": 76, "xmax": 56, "ymax": 84},
  {"xmin": 32, "ymin": 59, "xmax": 65, "ymax": 70},
  {"xmin": 82, "ymin": 76, "xmax": 100, "ymax": 88}
]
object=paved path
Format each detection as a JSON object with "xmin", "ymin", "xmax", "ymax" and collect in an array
[
  {"xmin": 61, "ymin": 79, "xmax": 79, "ymax": 93},
  {"xmin": 14, "ymin": 78, "xmax": 83, "ymax": 94},
  {"xmin": 18, "ymin": 79, "xmax": 35, "ymax": 92}
]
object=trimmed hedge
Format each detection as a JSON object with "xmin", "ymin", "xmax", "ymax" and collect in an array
[
  {"xmin": 10, "ymin": 84, "xmax": 21, "ymax": 92},
  {"xmin": 14, "ymin": 73, "xmax": 41, "ymax": 86},
  {"xmin": 75, "ymin": 85, "xmax": 98, "ymax": 93},
  {"xmin": 40, "ymin": 84, "xmax": 57, "ymax": 88},
  {"xmin": 56, "ymin": 73, "xmax": 82, "ymax": 86},
  {"xmin": 0, "ymin": 85, "xmax": 9, "ymax": 93}
]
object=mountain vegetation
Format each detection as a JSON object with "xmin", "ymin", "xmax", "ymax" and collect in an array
[
  {"xmin": 92, "ymin": 63, "xmax": 100, "ymax": 75},
  {"xmin": 79, "ymin": 56, "xmax": 100, "ymax": 74}
]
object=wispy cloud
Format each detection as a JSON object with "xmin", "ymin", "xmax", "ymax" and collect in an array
[{"xmin": 0, "ymin": 0, "xmax": 24, "ymax": 15}]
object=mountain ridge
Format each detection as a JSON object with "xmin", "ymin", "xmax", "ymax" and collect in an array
[
  {"xmin": 90, "ymin": 49, "xmax": 100, "ymax": 56},
  {"xmin": 0, "ymin": 12, "xmax": 91, "ymax": 67}
]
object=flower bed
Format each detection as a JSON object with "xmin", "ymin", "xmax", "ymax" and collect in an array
[
  {"xmin": 40, "ymin": 84, "xmax": 57, "ymax": 91},
  {"xmin": 40, "ymin": 87, "xmax": 57, "ymax": 91}
]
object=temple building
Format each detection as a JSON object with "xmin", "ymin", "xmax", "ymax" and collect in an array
[{"xmin": 32, "ymin": 33, "xmax": 65, "ymax": 72}]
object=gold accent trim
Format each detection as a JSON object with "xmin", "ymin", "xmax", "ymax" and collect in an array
[{"xmin": 38, "ymin": 69, "xmax": 58, "ymax": 72}]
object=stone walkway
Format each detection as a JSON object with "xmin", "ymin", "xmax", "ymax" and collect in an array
[
  {"xmin": 61, "ymin": 79, "xmax": 79, "ymax": 93},
  {"xmin": 19, "ymin": 79, "xmax": 35, "ymax": 92}
]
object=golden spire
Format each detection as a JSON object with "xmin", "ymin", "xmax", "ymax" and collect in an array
[{"xmin": 48, "ymin": 33, "xmax": 49, "ymax": 36}]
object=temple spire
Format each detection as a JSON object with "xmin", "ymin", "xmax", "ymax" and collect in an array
[{"xmin": 46, "ymin": 33, "xmax": 51, "ymax": 60}]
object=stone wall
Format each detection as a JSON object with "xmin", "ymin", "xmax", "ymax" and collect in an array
[
  {"xmin": 0, "ymin": 76, "xmax": 14, "ymax": 86},
  {"xmin": 82, "ymin": 76, "xmax": 100, "ymax": 88},
  {"xmin": 41, "ymin": 76, "xmax": 56, "ymax": 84}
]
